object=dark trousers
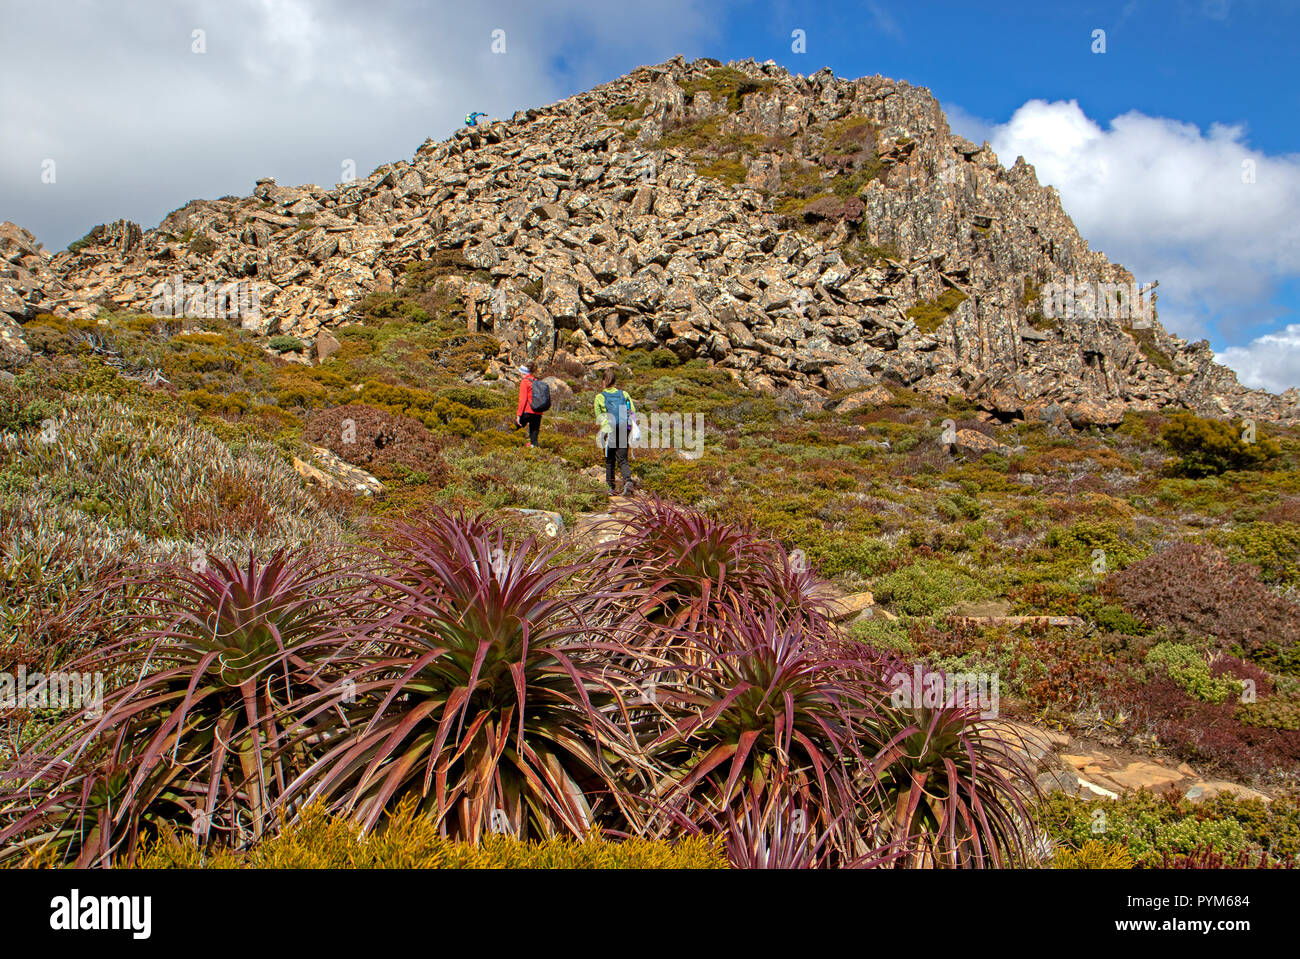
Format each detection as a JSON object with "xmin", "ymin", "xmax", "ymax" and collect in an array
[
  {"xmin": 605, "ymin": 445, "xmax": 630, "ymax": 490},
  {"xmin": 520, "ymin": 413, "xmax": 541, "ymax": 445}
]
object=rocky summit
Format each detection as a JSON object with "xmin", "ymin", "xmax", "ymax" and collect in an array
[{"xmin": 3, "ymin": 55, "xmax": 1296, "ymax": 425}]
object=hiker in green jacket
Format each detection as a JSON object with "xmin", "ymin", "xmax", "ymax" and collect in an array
[{"xmin": 594, "ymin": 369, "xmax": 637, "ymax": 496}]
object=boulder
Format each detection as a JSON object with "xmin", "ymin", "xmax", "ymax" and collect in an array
[
  {"xmin": 0, "ymin": 316, "xmax": 30, "ymax": 367},
  {"xmin": 315, "ymin": 329, "xmax": 341, "ymax": 363},
  {"xmin": 293, "ymin": 447, "xmax": 384, "ymax": 496},
  {"xmin": 1063, "ymin": 397, "xmax": 1128, "ymax": 429},
  {"xmin": 949, "ymin": 428, "xmax": 1013, "ymax": 458},
  {"xmin": 833, "ymin": 385, "xmax": 893, "ymax": 414},
  {"xmin": 541, "ymin": 375, "xmax": 574, "ymax": 406}
]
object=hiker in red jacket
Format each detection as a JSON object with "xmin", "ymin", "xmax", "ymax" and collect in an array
[{"xmin": 515, "ymin": 362, "xmax": 547, "ymax": 448}]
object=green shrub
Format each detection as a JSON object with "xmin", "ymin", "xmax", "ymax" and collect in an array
[
  {"xmin": 1161, "ymin": 412, "xmax": 1280, "ymax": 478},
  {"xmin": 822, "ymin": 115, "xmax": 878, "ymax": 156},
  {"xmin": 607, "ymin": 98, "xmax": 649, "ymax": 121},
  {"xmin": 268, "ymin": 336, "xmax": 306, "ymax": 353},
  {"xmin": 1214, "ymin": 521, "xmax": 1300, "ymax": 587},
  {"xmin": 872, "ymin": 559, "xmax": 993, "ymax": 616},
  {"xmin": 1091, "ymin": 602, "xmax": 1146, "ymax": 635},
  {"xmin": 1052, "ymin": 840, "xmax": 1134, "ymax": 869},
  {"xmin": 1021, "ymin": 277, "xmax": 1055, "ymax": 330},
  {"xmin": 67, "ymin": 226, "xmax": 102, "ymax": 254},
  {"xmin": 937, "ymin": 492, "xmax": 982, "ymax": 521},
  {"xmin": 906, "ymin": 289, "xmax": 968, "ymax": 334},
  {"xmin": 1127, "ymin": 326, "xmax": 1180, "ymax": 373},
  {"xmin": 1145, "ymin": 641, "xmax": 1242, "ymax": 703},
  {"xmin": 0, "ymin": 379, "xmax": 58, "ymax": 434},
  {"xmin": 676, "ymin": 67, "xmax": 772, "ymax": 112},
  {"xmin": 1236, "ymin": 695, "xmax": 1300, "ymax": 731},
  {"xmin": 696, "ymin": 156, "xmax": 747, "ymax": 184},
  {"xmin": 135, "ymin": 801, "xmax": 728, "ymax": 869},
  {"xmin": 354, "ymin": 290, "xmax": 430, "ymax": 324},
  {"xmin": 651, "ymin": 347, "xmax": 680, "ymax": 368},
  {"xmin": 1044, "ymin": 520, "xmax": 1146, "ymax": 570},
  {"xmin": 845, "ymin": 241, "xmax": 899, "ymax": 266},
  {"xmin": 1040, "ymin": 791, "xmax": 1299, "ymax": 866},
  {"xmin": 847, "ymin": 615, "xmax": 914, "ymax": 652}
]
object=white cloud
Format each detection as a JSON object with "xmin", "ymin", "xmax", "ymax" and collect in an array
[
  {"xmin": 0, "ymin": 0, "xmax": 717, "ymax": 250},
  {"xmin": 984, "ymin": 98, "xmax": 1300, "ymax": 388},
  {"xmin": 1217, "ymin": 324, "xmax": 1300, "ymax": 393}
]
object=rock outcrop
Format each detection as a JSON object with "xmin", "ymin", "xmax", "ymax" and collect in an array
[{"xmin": 2, "ymin": 56, "xmax": 1296, "ymax": 423}]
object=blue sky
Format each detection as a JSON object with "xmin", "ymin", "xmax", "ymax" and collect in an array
[
  {"xmin": 701, "ymin": 1, "xmax": 1299, "ymax": 154},
  {"xmin": 2, "ymin": 0, "xmax": 1298, "ymax": 389}
]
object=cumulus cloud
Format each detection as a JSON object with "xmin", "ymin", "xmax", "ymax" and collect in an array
[
  {"xmin": 983, "ymin": 98, "xmax": 1300, "ymax": 388},
  {"xmin": 1217, "ymin": 325, "xmax": 1300, "ymax": 393},
  {"xmin": 0, "ymin": 0, "xmax": 717, "ymax": 250}
]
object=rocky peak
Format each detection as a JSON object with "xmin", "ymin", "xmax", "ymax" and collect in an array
[{"xmin": 2, "ymin": 56, "xmax": 1295, "ymax": 425}]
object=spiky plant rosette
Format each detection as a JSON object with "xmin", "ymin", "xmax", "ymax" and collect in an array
[
  {"xmin": 594, "ymin": 495, "xmax": 837, "ymax": 646},
  {"xmin": 631, "ymin": 606, "xmax": 873, "ymax": 863},
  {"xmin": 280, "ymin": 510, "xmax": 650, "ymax": 842},
  {"xmin": 0, "ymin": 761, "xmax": 141, "ymax": 869},
  {"xmin": 848, "ymin": 649, "xmax": 1041, "ymax": 868},
  {"xmin": 720, "ymin": 773, "xmax": 832, "ymax": 869},
  {"xmin": 0, "ymin": 548, "xmax": 363, "ymax": 866}
]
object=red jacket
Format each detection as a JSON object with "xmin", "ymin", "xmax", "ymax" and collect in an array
[{"xmin": 517, "ymin": 374, "xmax": 540, "ymax": 419}]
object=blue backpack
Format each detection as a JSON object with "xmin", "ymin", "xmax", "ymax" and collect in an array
[{"xmin": 603, "ymin": 389, "xmax": 629, "ymax": 438}]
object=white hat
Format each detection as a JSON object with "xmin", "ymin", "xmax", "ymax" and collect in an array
[{"xmin": 518, "ymin": 364, "xmax": 531, "ymax": 374}]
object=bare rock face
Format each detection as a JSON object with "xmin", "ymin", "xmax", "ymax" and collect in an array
[
  {"xmin": 4, "ymin": 56, "xmax": 1295, "ymax": 423},
  {"xmin": 1, "ymin": 221, "xmax": 69, "ymax": 323},
  {"xmin": 0, "ymin": 315, "xmax": 29, "ymax": 368}
]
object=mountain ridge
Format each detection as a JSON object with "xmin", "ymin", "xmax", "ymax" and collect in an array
[{"xmin": 3, "ymin": 54, "xmax": 1296, "ymax": 426}]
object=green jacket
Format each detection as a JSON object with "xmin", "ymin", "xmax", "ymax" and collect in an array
[{"xmin": 594, "ymin": 389, "xmax": 637, "ymax": 435}]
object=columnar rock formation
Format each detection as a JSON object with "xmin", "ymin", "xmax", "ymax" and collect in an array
[{"xmin": 2, "ymin": 56, "xmax": 1295, "ymax": 424}]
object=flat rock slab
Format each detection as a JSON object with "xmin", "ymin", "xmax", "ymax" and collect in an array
[
  {"xmin": 1184, "ymin": 780, "xmax": 1271, "ymax": 803},
  {"xmin": 989, "ymin": 721, "xmax": 1059, "ymax": 771},
  {"xmin": 1061, "ymin": 751, "xmax": 1111, "ymax": 770},
  {"xmin": 1105, "ymin": 761, "xmax": 1185, "ymax": 792},
  {"xmin": 949, "ymin": 598, "xmax": 1014, "ymax": 618},
  {"xmin": 827, "ymin": 590, "xmax": 875, "ymax": 621},
  {"xmin": 948, "ymin": 614, "xmax": 1084, "ymax": 628}
]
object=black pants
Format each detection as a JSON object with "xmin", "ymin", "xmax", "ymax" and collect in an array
[
  {"xmin": 520, "ymin": 413, "xmax": 541, "ymax": 445},
  {"xmin": 605, "ymin": 445, "xmax": 630, "ymax": 490}
]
